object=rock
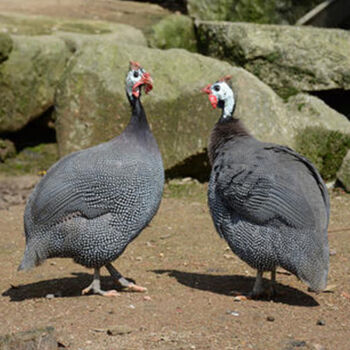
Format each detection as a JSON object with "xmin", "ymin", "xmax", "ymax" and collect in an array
[
  {"xmin": 188, "ymin": 0, "xmax": 324, "ymax": 24},
  {"xmin": 316, "ymin": 319, "xmax": 326, "ymax": 326},
  {"xmin": 196, "ymin": 21, "xmax": 350, "ymax": 98},
  {"xmin": 0, "ymin": 138, "xmax": 16, "ymax": 162},
  {"xmin": 0, "ymin": 143, "xmax": 58, "ymax": 176},
  {"xmin": 149, "ymin": 14, "xmax": 197, "ymax": 52},
  {"xmin": 55, "ymin": 42, "xmax": 350, "ymax": 170},
  {"xmin": 286, "ymin": 94, "xmax": 350, "ymax": 132},
  {"xmin": 0, "ymin": 35, "xmax": 71, "ymax": 133},
  {"xmin": 0, "ymin": 32, "xmax": 12, "ymax": 63},
  {"xmin": 0, "ymin": 175, "xmax": 39, "ymax": 209},
  {"xmin": 107, "ymin": 325, "xmax": 133, "ymax": 336},
  {"xmin": 0, "ymin": 327, "xmax": 58, "ymax": 350},
  {"xmin": 266, "ymin": 316, "xmax": 275, "ymax": 322},
  {"xmin": 0, "ymin": 1, "xmax": 169, "ymax": 37},
  {"xmin": 337, "ymin": 150, "xmax": 350, "ymax": 192},
  {"xmin": 0, "ymin": 12, "xmax": 147, "ymax": 45},
  {"xmin": 0, "ymin": 12, "xmax": 147, "ymax": 134}
]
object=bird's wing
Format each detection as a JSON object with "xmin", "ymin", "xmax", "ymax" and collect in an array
[
  {"xmin": 29, "ymin": 151, "xmax": 153, "ymax": 226},
  {"xmin": 215, "ymin": 144, "xmax": 329, "ymax": 229}
]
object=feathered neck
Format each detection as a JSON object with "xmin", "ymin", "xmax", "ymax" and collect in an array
[
  {"xmin": 123, "ymin": 96, "xmax": 151, "ymax": 135},
  {"xmin": 208, "ymin": 116, "xmax": 250, "ymax": 165}
]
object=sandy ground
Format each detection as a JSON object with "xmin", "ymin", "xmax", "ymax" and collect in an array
[{"xmin": 0, "ymin": 179, "xmax": 349, "ymax": 350}]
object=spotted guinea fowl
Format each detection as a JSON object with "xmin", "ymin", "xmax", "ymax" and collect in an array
[
  {"xmin": 202, "ymin": 76, "xmax": 329, "ymax": 298},
  {"xmin": 18, "ymin": 62, "xmax": 164, "ymax": 297}
]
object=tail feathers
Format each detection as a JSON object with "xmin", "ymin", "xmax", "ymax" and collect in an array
[
  {"xmin": 18, "ymin": 242, "xmax": 46, "ymax": 271},
  {"xmin": 277, "ymin": 229, "xmax": 329, "ymax": 293},
  {"xmin": 298, "ymin": 262, "xmax": 328, "ymax": 293}
]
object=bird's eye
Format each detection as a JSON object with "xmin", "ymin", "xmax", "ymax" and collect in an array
[
  {"xmin": 133, "ymin": 71, "xmax": 139, "ymax": 78},
  {"xmin": 214, "ymin": 85, "xmax": 220, "ymax": 92}
]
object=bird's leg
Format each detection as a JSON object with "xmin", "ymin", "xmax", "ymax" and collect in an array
[
  {"xmin": 105, "ymin": 263, "xmax": 147, "ymax": 292},
  {"xmin": 266, "ymin": 267, "xmax": 277, "ymax": 299},
  {"xmin": 249, "ymin": 270, "xmax": 265, "ymax": 298},
  {"xmin": 82, "ymin": 268, "xmax": 119, "ymax": 297}
]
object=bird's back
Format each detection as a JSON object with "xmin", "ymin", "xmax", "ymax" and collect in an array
[{"xmin": 208, "ymin": 136, "xmax": 329, "ymax": 291}]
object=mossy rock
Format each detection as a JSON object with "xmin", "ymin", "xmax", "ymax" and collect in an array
[
  {"xmin": 295, "ymin": 127, "xmax": 350, "ymax": 181},
  {"xmin": 55, "ymin": 42, "xmax": 350, "ymax": 171},
  {"xmin": 0, "ymin": 138, "xmax": 16, "ymax": 162},
  {"xmin": 187, "ymin": 0, "xmax": 324, "ymax": 24},
  {"xmin": 0, "ymin": 12, "xmax": 147, "ymax": 44},
  {"xmin": 149, "ymin": 14, "xmax": 197, "ymax": 52},
  {"xmin": 196, "ymin": 21, "xmax": 350, "ymax": 98},
  {"xmin": 337, "ymin": 150, "xmax": 350, "ymax": 192},
  {"xmin": 0, "ymin": 35, "xmax": 71, "ymax": 133},
  {"xmin": 0, "ymin": 32, "xmax": 12, "ymax": 63},
  {"xmin": 0, "ymin": 13, "xmax": 147, "ymax": 134},
  {"xmin": 0, "ymin": 143, "xmax": 58, "ymax": 176}
]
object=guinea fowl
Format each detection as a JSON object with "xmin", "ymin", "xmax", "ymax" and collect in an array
[
  {"xmin": 18, "ymin": 62, "xmax": 164, "ymax": 297},
  {"xmin": 202, "ymin": 76, "xmax": 329, "ymax": 298}
]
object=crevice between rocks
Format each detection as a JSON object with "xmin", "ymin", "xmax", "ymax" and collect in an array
[
  {"xmin": 310, "ymin": 89, "xmax": 350, "ymax": 119},
  {"xmin": 165, "ymin": 151, "xmax": 211, "ymax": 183},
  {"xmin": 0, "ymin": 106, "xmax": 56, "ymax": 152}
]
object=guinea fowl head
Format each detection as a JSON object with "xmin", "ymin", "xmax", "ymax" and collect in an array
[
  {"xmin": 125, "ymin": 61, "xmax": 153, "ymax": 102},
  {"xmin": 202, "ymin": 76, "xmax": 236, "ymax": 120}
]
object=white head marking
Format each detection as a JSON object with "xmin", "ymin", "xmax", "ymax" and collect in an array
[{"xmin": 210, "ymin": 81, "xmax": 235, "ymax": 119}]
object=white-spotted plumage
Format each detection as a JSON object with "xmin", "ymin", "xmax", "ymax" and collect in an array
[
  {"xmin": 19, "ymin": 62, "xmax": 164, "ymax": 296},
  {"xmin": 203, "ymin": 77, "xmax": 329, "ymax": 298}
]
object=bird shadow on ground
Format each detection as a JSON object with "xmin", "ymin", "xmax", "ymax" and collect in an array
[
  {"xmin": 2, "ymin": 272, "xmax": 135, "ymax": 302},
  {"xmin": 153, "ymin": 269, "xmax": 319, "ymax": 307}
]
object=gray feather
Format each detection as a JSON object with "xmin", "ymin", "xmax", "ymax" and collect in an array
[
  {"xmin": 209, "ymin": 136, "xmax": 329, "ymax": 292},
  {"xmin": 20, "ymin": 99, "xmax": 164, "ymax": 271}
]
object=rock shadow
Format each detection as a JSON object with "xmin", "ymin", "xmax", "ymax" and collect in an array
[
  {"xmin": 2, "ymin": 272, "xmax": 135, "ymax": 302},
  {"xmin": 153, "ymin": 269, "xmax": 319, "ymax": 307}
]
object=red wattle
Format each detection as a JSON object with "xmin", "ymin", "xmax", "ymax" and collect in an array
[{"xmin": 209, "ymin": 94, "xmax": 218, "ymax": 109}]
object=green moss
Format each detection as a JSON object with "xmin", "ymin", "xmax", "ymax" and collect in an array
[
  {"xmin": 164, "ymin": 179, "xmax": 207, "ymax": 202},
  {"xmin": 265, "ymin": 52, "xmax": 282, "ymax": 63},
  {"xmin": 188, "ymin": 0, "xmax": 324, "ymax": 24},
  {"xmin": 0, "ymin": 143, "xmax": 58, "ymax": 175},
  {"xmin": 148, "ymin": 14, "xmax": 197, "ymax": 52},
  {"xmin": 59, "ymin": 22, "xmax": 111, "ymax": 34},
  {"xmin": 0, "ymin": 33, "xmax": 13, "ymax": 63},
  {"xmin": 295, "ymin": 127, "xmax": 350, "ymax": 181},
  {"xmin": 297, "ymin": 103, "xmax": 305, "ymax": 111},
  {"xmin": 276, "ymin": 85, "xmax": 300, "ymax": 100}
]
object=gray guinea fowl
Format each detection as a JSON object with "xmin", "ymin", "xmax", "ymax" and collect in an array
[
  {"xmin": 19, "ymin": 61, "xmax": 164, "ymax": 297},
  {"xmin": 202, "ymin": 76, "xmax": 329, "ymax": 298}
]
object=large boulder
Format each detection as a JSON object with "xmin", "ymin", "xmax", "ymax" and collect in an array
[
  {"xmin": 55, "ymin": 42, "xmax": 350, "ymax": 169},
  {"xmin": 286, "ymin": 93, "xmax": 350, "ymax": 131},
  {"xmin": 148, "ymin": 14, "xmax": 197, "ymax": 52},
  {"xmin": 0, "ymin": 13, "xmax": 147, "ymax": 134},
  {"xmin": 0, "ymin": 1, "xmax": 170, "ymax": 36},
  {"xmin": 337, "ymin": 150, "xmax": 350, "ymax": 192},
  {"xmin": 0, "ymin": 12, "xmax": 147, "ymax": 44},
  {"xmin": 187, "ymin": 0, "xmax": 324, "ymax": 24},
  {"xmin": 0, "ymin": 35, "xmax": 71, "ymax": 133},
  {"xmin": 196, "ymin": 21, "xmax": 350, "ymax": 98}
]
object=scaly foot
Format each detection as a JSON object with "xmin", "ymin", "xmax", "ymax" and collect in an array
[
  {"xmin": 82, "ymin": 268, "xmax": 120, "ymax": 297},
  {"xmin": 105, "ymin": 263, "xmax": 147, "ymax": 293}
]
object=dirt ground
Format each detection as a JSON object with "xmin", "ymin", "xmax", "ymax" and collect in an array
[{"xmin": 0, "ymin": 177, "xmax": 349, "ymax": 350}]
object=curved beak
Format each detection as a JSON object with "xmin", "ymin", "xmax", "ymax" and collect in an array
[
  {"xmin": 132, "ymin": 72, "xmax": 153, "ymax": 98},
  {"xmin": 202, "ymin": 84, "xmax": 218, "ymax": 109}
]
